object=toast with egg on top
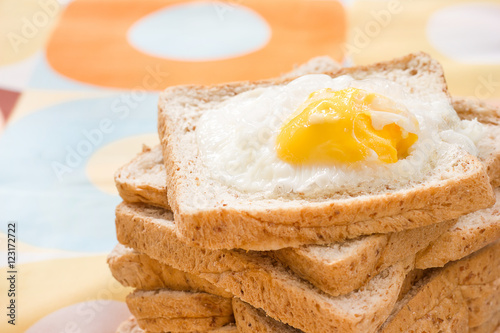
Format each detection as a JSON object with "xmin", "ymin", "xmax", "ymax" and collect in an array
[
  {"xmin": 115, "ymin": 93, "xmax": 500, "ymax": 296},
  {"xmin": 110, "ymin": 55, "xmax": 500, "ymax": 332},
  {"xmin": 116, "ymin": 97, "xmax": 500, "ymax": 212},
  {"xmin": 157, "ymin": 52, "xmax": 494, "ymax": 251}
]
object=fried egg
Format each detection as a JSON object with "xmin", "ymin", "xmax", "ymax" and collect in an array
[{"xmin": 196, "ymin": 74, "xmax": 483, "ymax": 196}]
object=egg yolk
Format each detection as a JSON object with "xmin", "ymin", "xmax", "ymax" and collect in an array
[{"xmin": 276, "ymin": 88, "xmax": 419, "ymax": 165}]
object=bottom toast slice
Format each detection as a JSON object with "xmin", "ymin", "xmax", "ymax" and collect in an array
[
  {"xmin": 116, "ymin": 316, "xmax": 238, "ymax": 333},
  {"xmin": 107, "ymin": 245, "xmax": 231, "ymax": 298},
  {"xmin": 126, "ymin": 289, "xmax": 234, "ymax": 332}
]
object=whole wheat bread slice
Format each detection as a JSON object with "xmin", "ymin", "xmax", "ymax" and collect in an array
[
  {"xmin": 274, "ymin": 219, "xmax": 456, "ymax": 296},
  {"xmin": 116, "ymin": 95, "xmax": 500, "ymax": 212},
  {"xmin": 232, "ymin": 298, "xmax": 301, "ymax": 333},
  {"xmin": 126, "ymin": 289, "xmax": 234, "ymax": 332},
  {"xmin": 115, "ymin": 201, "xmax": 412, "ymax": 333},
  {"xmin": 379, "ymin": 265, "xmax": 468, "ymax": 332},
  {"xmin": 108, "ymin": 244, "xmax": 231, "ymax": 298},
  {"xmin": 379, "ymin": 240, "xmax": 500, "ymax": 332},
  {"xmin": 157, "ymin": 52, "xmax": 494, "ymax": 250},
  {"xmin": 116, "ymin": 316, "xmax": 238, "ymax": 333}
]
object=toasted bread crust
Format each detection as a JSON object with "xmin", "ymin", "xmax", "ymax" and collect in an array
[
  {"xmin": 175, "ymin": 157, "xmax": 492, "ymax": 250},
  {"xmin": 157, "ymin": 52, "xmax": 495, "ymax": 250},
  {"xmin": 115, "ymin": 145, "xmax": 171, "ymax": 210}
]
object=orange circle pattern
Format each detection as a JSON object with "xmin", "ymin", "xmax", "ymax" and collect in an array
[{"xmin": 46, "ymin": 0, "xmax": 346, "ymax": 90}]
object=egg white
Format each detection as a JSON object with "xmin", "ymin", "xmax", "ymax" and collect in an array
[{"xmin": 196, "ymin": 74, "xmax": 483, "ymax": 197}]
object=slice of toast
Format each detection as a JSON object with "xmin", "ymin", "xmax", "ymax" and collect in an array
[
  {"xmin": 232, "ymin": 298, "xmax": 301, "ymax": 333},
  {"xmin": 107, "ymin": 244, "xmax": 231, "ymax": 298},
  {"xmin": 126, "ymin": 289, "xmax": 234, "ymax": 332},
  {"xmin": 380, "ymin": 240, "xmax": 500, "ymax": 332},
  {"xmin": 115, "ymin": 144, "xmax": 171, "ymax": 211},
  {"xmin": 116, "ymin": 201, "xmax": 412, "ymax": 333},
  {"xmin": 116, "ymin": 95, "xmax": 500, "ymax": 212},
  {"xmin": 157, "ymin": 52, "xmax": 494, "ymax": 250},
  {"xmin": 274, "ymin": 219, "xmax": 456, "ymax": 296},
  {"xmin": 116, "ymin": 316, "xmax": 238, "ymax": 333}
]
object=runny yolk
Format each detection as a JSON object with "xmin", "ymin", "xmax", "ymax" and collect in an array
[{"xmin": 275, "ymin": 87, "xmax": 419, "ymax": 165}]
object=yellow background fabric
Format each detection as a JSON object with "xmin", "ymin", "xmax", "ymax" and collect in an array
[{"xmin": 0, "ymin": 0, "xmax": 498, "ymax": 332}]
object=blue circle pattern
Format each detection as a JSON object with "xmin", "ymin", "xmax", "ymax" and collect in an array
[
  {"xmin": 128, "ymin": 2, "xmax": 271, "ymax": 61},
  {"xmin": 0, "ymin": 94, "xmax": 158, "ymax": 252}
]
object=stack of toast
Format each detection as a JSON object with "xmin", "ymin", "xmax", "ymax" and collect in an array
[{"xmin": 108, "ymin": 53, "xmax": 500, "ymax": 333}]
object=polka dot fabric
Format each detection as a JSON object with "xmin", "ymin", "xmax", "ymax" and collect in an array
[{"xmin": 0, "ymin": 0, "xmax": 498, "ymax": 332}]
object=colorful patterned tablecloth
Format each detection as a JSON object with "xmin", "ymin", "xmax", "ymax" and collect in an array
[{"xmin": 0, "ymin": 0, "xmax": 499, "ymax": 332}]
